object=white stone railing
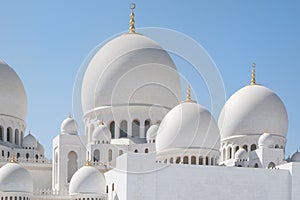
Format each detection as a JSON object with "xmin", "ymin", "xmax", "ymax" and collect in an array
[
  {"xmin": 34, "ymin": 188, "xmax": 69, "ymax": 196},
  {"xmin": 0, "ymin": 156, "xmax": 52, "ymax": 164}
]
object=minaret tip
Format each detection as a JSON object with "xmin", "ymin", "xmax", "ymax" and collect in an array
[
  {"xmin": 129, "ymin": 3, "xmax": 136, "ymax": 33},
  {"xmin": 250, "ymin": 62, "xmax": 256, "ymax": 85}
]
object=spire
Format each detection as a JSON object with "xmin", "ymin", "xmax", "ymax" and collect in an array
[
  {"xmin": 10, "ymin": 149, "xmax": 17, "ymax": 163},
  {"xmin": 182, "ymin": 84, "xmax": 196, "ymax": 103},
  {"xmin": 129, "ymin": 3, "xmax": 136, "ymax": 33},
  {"xmin": 85, "ymin": 151, "xmax": 91, "ymax": 166},
  {"xmin": 186, "ymin": 84, "xmax": 192, "ymax": 101},
  {"xmin": 250, "ymin": 63, "xmax": 256, "ymax": 85}
]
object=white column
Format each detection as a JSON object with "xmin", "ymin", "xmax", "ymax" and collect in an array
[
  {"xmin": 12, "ymin": 130, "xmax": 15, "ymax": 144},
  {"xmin": 115, "ymin": 121, "xmax": 120, "ymax": 139},
  {"xmin": 3, "ymin": 127, "xmax": 6, "ymax": 142},
  {"xmin": 128, "ymin": 119, "xmax": 132, "ymax": 137},
  {"xmin": 140, "ymin": 122, "xmax": 145, "ymax": 138}
]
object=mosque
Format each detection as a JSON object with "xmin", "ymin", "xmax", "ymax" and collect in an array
[{"xmin": 0, "ymin": 4, "xmax": 300, "ymax": 200}]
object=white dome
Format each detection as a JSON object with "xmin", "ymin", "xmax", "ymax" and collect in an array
[
  {"xmin": 0, "ymin": 162, "xmax": 33, "ymax": 193},
  {"xmin": 61, "ymin": 115, "xmax": 78, "ymax": 135},
  {"xmin": 81, "ymin": 33, "xmax": 181, "ymax": 115},
  {"xmin": 36, "ymin": 141, "xmax": 45, "ymax": 155},
  {"xmin": 92, "ymin": 123, "xmax": 111, "ymax": 143},
  {"xmin": 291, "ymin": 151, "xmax": 300, "ymax": 162},
  {"xmin": 69, "ymin": 165, "xmax": 106, "ymax": 196},
  {"xmin": 146, "ymin": 124, "xmax": 159, "ymax": 141},
  {"xmin": 235, "ymin": 149, "xmax": 248, "ymax": 160},
  {"xmin": 156, "ymin": 101, "xmax": 220, "ymax": 153},
  {"xmin": 258, "ymin": 133, "xmax": 275, "ymax": 148},
  {"xmin": 218, "ymin": 85, "xmax": 288, "ymax": 140},
  {"xmin": 22, "ymin": 133, "xmax": 37, "ymax": 148},
  {"xmin": 0, "ymin": 60, "xmax": 27, "ymax": 121}
]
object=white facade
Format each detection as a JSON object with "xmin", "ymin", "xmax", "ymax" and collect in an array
[{"xmin": 1, "ymin": 7, "xmax": 300, "ymax": 200}]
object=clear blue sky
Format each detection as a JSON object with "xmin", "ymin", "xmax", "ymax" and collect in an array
[{"xmin": 0, "ymin": 1, "xmax": 299, "ymax": 158}]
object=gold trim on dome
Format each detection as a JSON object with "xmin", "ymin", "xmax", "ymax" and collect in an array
[
  {"xmin": 129, "ymin": 3, "xmax": 136, "ymax": 33},
  {"xmin": 250, "ymin": 63, "xmax": 256, "ymax": 85}
]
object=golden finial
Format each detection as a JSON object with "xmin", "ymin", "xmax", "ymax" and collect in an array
[
  {"xmin": 250, "ymin": 63, "xmax": 256, "ymax": 85},
  {"xmin": 182, "ymin": 84, "xmax": 196, "ymax": 103},
  {"xmin": 85, "ymin": 151, "xmax": 91, "ymax": 166},
  {"xmin": 186, "ymin": 84, "xmax": 192, "ymax": 101},
  {"xmin": 129, "ymin": 3, "xmax": 136, "ymax": 33},
  {"xmin": 11, "ymin": 149, "xmax": 17, "ymax": 163}
]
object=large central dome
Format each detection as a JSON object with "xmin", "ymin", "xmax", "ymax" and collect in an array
[
  {"xmin": 81, "ymin": 33, "xmax": 181, "ymax": 115},
  {"xmin": 0, "ymin": 60, "xmax": 27, "ymax": 121}
]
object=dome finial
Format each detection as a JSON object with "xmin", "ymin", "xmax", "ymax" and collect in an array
[
  {"xmin": 182, "ymin": 84, "xmax": 196, "ymax": 103},
  {"xmin": 250, "ymin": 63, "xmax": 256, "ymax": 85},
  {"xmin": 129, "ymin": 3, "xmax": 136, "ymax": 33},
  {"xmin": 10, "ymin": 149, "xmax": 17, "ymax": 163},
  {"xmin": 186, "ymin": 84, "xmax": 191, "ymax": 101},
  {"xmin": 85, "ymin": 151, "xmax": 91, "ymax": 166}
]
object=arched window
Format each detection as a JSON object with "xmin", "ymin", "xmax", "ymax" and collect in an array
[
  {"xmin": 145, "ymin": 148, "xmax": 149, "ymax": 153},
  {"xmin": 251, "ymin": 144, "xmax": 257, "ymax": 151},
  {"xmin": 206, "ymin": 156, "xmax": 209, "ymax": 165},
  {"xmin": 176, "ymin": 157, "xmax": 180, "ymax": 164},
  {"xmin": 254, "ymin": 163, "xmax": 259, "ymax": 168},
  {"xmin": 134, "ymin": 149, "xmax": 138, "ymax": 153},
  {"xmin": 26, "ymin": 153, "xmax": 29, "ymax": 159},
  {"xmin": 183, "ymin": 156, "xmax": 188, "ymax": 164},
  {"xmin": 119, "ymin": 150, "xmax": 123, "ymax": 155},
  {"xmin": 0, "ymin": 126, "xmax": 3, "ymax": 141},
  {"xmin": 144, "ymin": 119, "xmax": 151, "ymax": 137},
  {"xmin": 94, "ymin": 149, "xmax": 100, "ymax": 162},
  {"xmin": 243, "ymin": 145, "xmax": 248, "ymax": 152},
  {"xmin": 35, "ymin": 154, "xmax": 39, "ymax": 162},
  {"xmin": 191, "ymin": 156, "xmax": 196, "ymax": 165},
  {"xmin": 108, "ymin": 149, "xmax": 113, "ymax": 162},
  {"xmin": 67, "ymin": 151, "xmax": 78, "ymax": 182},
  {"xmin": 15, "ymin": 129, "xmax": 19, "ymax": 145},
  {"xmin": 132, "ymin": 120, "xmax": 140, "ymax": 138},
  {"xmin": 235, "ymin": 146, "xmax": 239, "ymax": 153},
  {"xmin": 211, "ymin": 157, "xmax": 214, "ymax": 165},
  {"xmin": 7, "ymin": 127, "xmax": 12, "ymax": 142},
  {"xmin": 170, "ymin": 157, "xmax": 174, "ymax": 163},
  {"xmin": 1, "ymin": 150, "xmax": 4, "ymax": 157},
  {"xmin": 275, "ymin": 144, "xmax": 279, "ymax": 149},
  {"xmin": 17, "ymin": 153, "xmax": 20, "ymax": 158},
  {"xmin": 109, "ymin": 121, "xmax": 115, "ymax": 138},
  {"xmin": 7, "ymin": 151, "xmax": 10, "ymax": 158},
  {"xmin": 199, "ymin": 156, "xmax": 203, "ymax": 165},
  {"xmin": 120, "ymin": 120, "xmax": 127, "ymax": 138},
  {"xmin": 268, "ymin": 162, "xmax": 276, "ymax": 169}
]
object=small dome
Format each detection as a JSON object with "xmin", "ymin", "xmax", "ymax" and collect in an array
[
  {"xmin": 81, "ymin": 33, "xmax": 181, "ymax": 115},
  {"xmin": 146, "ymin": 124, "xmax": 159, "ymax": 142},
  {"xmin": 0, "ymin": 162, "xmax": 33, "ymax": 193},
  {"xmin": 258, "ymin": 133, "xmax": 275, "ymax": 148},
  {"xmin": 92, "ymin": 122, "xmax": 111, "ymax": 143},
  {"xmin": 36, "ymin": 141, "xmax": 45, "ymax": 155},
  {"xmin": 0, "ymin": 61, "xmax": 28, "ymax": 121},
  {"xmin": 156, "ymin": 101, "xmax": 220, "ymax": 153},
  {"xmin": 235, "ymin": 149, "xmax": 248, "ymax": 160},
  {"xmin": 291, "ymin": 151, "xmax": 300, "ymax": 162},
  {"xmin": 218, "ymin": 85, "xmax": 288, "ymax": 140},
  {"xmin": 69, "ymin": 165, "xmax": 106, "ymax": 196},
  {"xmin": 22, "ymin": 133, "xmax": 37, "ymax": 149},
  {"xmin": 61, "ymin": 115, "xmax": 78, "ymax": 135}
]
